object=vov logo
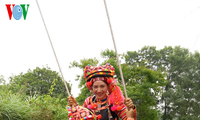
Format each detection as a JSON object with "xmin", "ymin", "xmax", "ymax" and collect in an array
[{"xmin": 5, "ymin": 4, "xmax": 30, "ymax": 20}]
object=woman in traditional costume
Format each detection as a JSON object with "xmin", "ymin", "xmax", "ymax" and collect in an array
[{"xmin": 67, "ymin": 63, "xmax": 137, "ymax": 120}]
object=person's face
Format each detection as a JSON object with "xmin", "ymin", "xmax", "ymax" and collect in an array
[{"xmin": 92, "ymin": 80, "xmax": 108, "ymax": 100}]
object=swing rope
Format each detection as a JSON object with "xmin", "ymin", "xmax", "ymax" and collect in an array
[
  {"xmin": 36, "ymin": 0, "xmax": 70, "ymax": 96},
  {"xmin": 36, "ymin": 0, "xmax": 127, "ymax": 99},
  {"xmin": 103, "ymin": 0, "xmax": 128, "ymax": 98}
]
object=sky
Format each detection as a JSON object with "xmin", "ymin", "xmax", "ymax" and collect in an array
[{"xmin": 0, "ymin": 0, "xmax": 200, "ymax": 97}]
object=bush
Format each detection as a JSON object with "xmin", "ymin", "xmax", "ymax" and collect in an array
[
  {"xmin": 27, "ymin": 95, "xmax": 68, "ymax": 120},
  {"xmin": 0, "ymin": 79, "xmax": 68, "ymax": 120},
  {"xmin": 0, "ymin": 90, "xmax": 31, "ymax": 120}
]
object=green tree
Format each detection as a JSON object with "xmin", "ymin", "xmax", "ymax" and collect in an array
[
  {"xmin": 121, "ymin": 64, "xmax": 167, "ymax": 120},
  {"xmin": 165, "ymin": 47, "xmax": 200, "ymax": 120},
  {"xmin": 124, "ymin": 46, "xmax": 173, "ymax": 120},
  {"xmin": 124, "ymin": 46, "xmax": 200, "ymax": 120},
  {"xmin": 8, "ymin": 66, "xmax": 71, "ymax": 99},
  {"xmin": 0, "ymin": 75, "xmax": 5, "ymax": 85},
  {"xmin": 0, "ymin": 75, "xmax": 7, "ymax": 94}
]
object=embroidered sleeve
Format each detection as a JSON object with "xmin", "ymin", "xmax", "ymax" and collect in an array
[
  {"xmin": 115, "ymin": 104, "xmax": 137, "ymax": 120},
  {"xmin": 83, "ymin": 96, "xmax": 91, "ymax": 108},
  {"xmin": 115, "ymin": 104, "xmax": 127, "ymax": 119}
]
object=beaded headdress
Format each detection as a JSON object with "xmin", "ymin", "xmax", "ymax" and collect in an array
[
  {"xmin": 84, "ymin": 63, "xmax": 115, "ymax": 81},
  {"xmin": 84, "ymin": 63, "xmax": 115, "ymax": 90}
]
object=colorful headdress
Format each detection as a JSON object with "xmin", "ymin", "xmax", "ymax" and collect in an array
[
  {"xmin": 84, "ymin": 63, "xmax": 115, "ymax": 90},
  {"xmin": 84, "ymin": 63, "xmax": 115, "ymax": 81}
]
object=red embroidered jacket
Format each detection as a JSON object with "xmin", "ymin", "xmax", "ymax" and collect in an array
[{"xmin": 83, "ymin": 96, "xmax": 137, "ymax": 120}]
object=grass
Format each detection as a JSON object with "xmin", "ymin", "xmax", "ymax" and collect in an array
[{"xmin": 0, "ymin": 88, "xmax": 68, "ymax": 120}]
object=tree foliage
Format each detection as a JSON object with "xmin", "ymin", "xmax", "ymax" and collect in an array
[
  {"xmin": 125, "ymin": 46, "xmax": 200, "ymax": 120},
  {"xmin": 0, "ymin": 75, "xmax": 5, "ymax": 85},
  {"xmin": 8, "ymin": 66, "xmax": 71, "ymax": 99},
  {"xmin": 0, "ymin": 78, "xmax": 68, "ymax": 120}
]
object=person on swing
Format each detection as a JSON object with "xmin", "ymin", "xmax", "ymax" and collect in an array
[{"xmin": 68, "ymin": 63, "xmax": 137, "ymax": 120}]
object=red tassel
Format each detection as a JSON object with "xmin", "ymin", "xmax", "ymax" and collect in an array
[
  {"xmin": 97, "ymin": 114, "xmax": 102, "ymax": 119},
  {"xmin": 88, "ymin": 81, "xmax": 92, "ymax": 86},
  {"xmin": 111, "ymin": 106, "xmax": 116, "ymax": 111},
  {"xmin": 116, "ymin": 106, "xmax": 122, "ymax": 111},
  {"xmin": 69, "ymin": 113, "xmax": 72, "ymax": 116},
  {"xmin": 92, "ymin": 103, "xmax": 97, "ymax": 109},
  {"xmin": 107, "ymin": 78, "xmax": 112, "ymax": 84}
]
